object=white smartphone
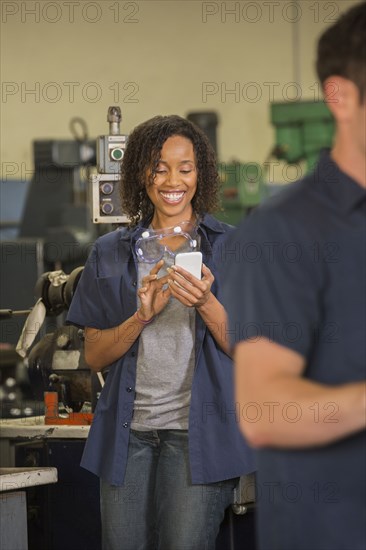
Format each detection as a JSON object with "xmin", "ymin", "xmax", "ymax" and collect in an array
[{"xmin": 174, "ymin": 252, "xmax": 202, "ymax": 280}]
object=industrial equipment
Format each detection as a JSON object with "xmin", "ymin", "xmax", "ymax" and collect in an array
[
  {"xmin": 24, "ymin": 266, "xmax": 100, "ymax": 424},
  {"xmin": 216, "ymin": 160, "xmax": 267, "ymax": 225},
  {"xmin": 91, "ymin": 106, "xmax": 129, "ymax": 224},
  {"xmin": 0, "ymin": 107, "xmax": 127, "ymax": 423},
  {"xmin": 186, "ymin": 110, "xmax": 268, "ymax": 224},
  {"xmin": 270, "ymin": 100, "xmax": 334, "ymax": 169},
  {"xmin": 0, "ymin": 266, "xmax": 100, "ymax": 424},
  {"xmin": 27, "ymin": 323, "xmax": 93, "ymax": 425},
  {"xmin": 200, "ymin": 101, "xmax": 335, "ymax": 225},
  {"xmin": 19, "ymin": 127, "xmax": 96, "ymax": 269},
  {"xmin": 187, "ymin": 111, "xmax": 219, "ymax": 155},
  {"xmin": 0, "ymin": 107, "xmax": 127, "ymax": 348}
]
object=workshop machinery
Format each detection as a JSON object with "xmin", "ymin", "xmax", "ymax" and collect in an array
[
  {"xmin": 270, "ymin": 100, "xmax": 334, "ymax": 169},
  {"xmin": 210, "ymin": 100, "xmax": 335, "ymax": 225}
]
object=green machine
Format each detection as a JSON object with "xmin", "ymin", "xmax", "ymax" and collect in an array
[
  {"xmin": 216, "ymin": 101, "xmax": 335, "ymax": 225},
  {"xmin": 271, "ymin": 100, "xmax": 335, "ymax": 170},
  {"xmin": 216, "ymin": 161, "xmax": 266, "ymax": 225}
]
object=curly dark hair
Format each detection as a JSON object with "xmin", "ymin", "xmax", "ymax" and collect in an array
[
  {"xmin": 120, "ymin": 115, "xmax": 220, "ymax": 226},
  {"xmin": 316, "ymin": 1, "xmax": 366, "ymax": 101}
]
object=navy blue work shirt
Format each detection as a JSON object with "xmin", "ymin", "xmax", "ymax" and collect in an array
[
  {"xmin": 222, "ymin": 151, "xmax": 366, "ymax": 550},
  {"xmin": 67, "ymin": 214, "xmax": 254, "ymax": 486}
]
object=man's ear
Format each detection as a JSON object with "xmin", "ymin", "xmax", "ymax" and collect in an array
[{"xmin": 323, "ymin": 76, "xmax": 359, "ymax": 122}]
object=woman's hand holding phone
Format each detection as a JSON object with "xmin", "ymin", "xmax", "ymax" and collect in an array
[{"xmin": 168, "ymin": 252, "xmax": 214, "ymax": 308}]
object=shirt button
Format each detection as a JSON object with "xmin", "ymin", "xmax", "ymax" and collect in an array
[
  {"xmin": 126, "ymin": 387, "xmax": 132, "ymax": 393},
  {"xmin": 132, "ymin": 281, "xmax": 137, "ymax": 287},
  {"xmin": 122, "ymin": 422, "xmax": 129, "ymax": 428},
  {"xmin": 131, "ymin": 351, "xmax": 136, "ymax": 357}
]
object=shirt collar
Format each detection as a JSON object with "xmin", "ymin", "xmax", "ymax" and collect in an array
[{"xmin": 314, "ymin": 150, "xmax": 366, "ymax": 213}]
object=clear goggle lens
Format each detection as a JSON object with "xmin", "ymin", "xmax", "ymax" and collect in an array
[{"xmin": 135, "ymin": 222, "xmax": 199, "ymax": 263}]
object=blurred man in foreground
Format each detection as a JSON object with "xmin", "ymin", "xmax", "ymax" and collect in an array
[{"xmin": 223, "ymin": 3, "xmax": 366, "ymax": 549}]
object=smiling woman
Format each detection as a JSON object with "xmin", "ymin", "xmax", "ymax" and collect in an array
[{"xmin": 66, "ymin": 114, "xmax": 254, "ymax": 550}]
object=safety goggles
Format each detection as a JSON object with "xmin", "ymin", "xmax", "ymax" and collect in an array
[{"xmin": 135, "ymin": 221, "xmax": 199, "ymax": 263}]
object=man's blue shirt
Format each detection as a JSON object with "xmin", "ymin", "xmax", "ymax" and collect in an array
[{"xmin": 222, "ymin": 151, "xmax": 366, "ymax": 550}]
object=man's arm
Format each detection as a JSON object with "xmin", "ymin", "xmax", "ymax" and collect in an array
[{"xmin": 235, "ymin": 337, "xmax": 366, "ymax": 448}]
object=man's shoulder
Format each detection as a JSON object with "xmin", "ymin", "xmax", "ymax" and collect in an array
[
  {"xmin": 236, "ymin": 174, "xmax": 319, "ymax": 240},
  {"xmin": 260, "ymin": 175, "xmax": 315, "ymax": 216}
]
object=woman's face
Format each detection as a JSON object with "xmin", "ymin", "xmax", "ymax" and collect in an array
[{"xmin": 146, "ymin": 135, "xmax": 198, "ymax": 227}]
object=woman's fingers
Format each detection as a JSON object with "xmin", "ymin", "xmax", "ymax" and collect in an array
[
  {"xmin": 167, "ymin": 263, "xmax": 213, "ymax": 307},
  {"xmin": 201, "ymin": 263, "xmax": 213, "ymax": 279},
  {"xmin": 149, "ymin": 259, "xmax": 164, "ymax": 276},
  {"xmin": 156, "ymin": 274, "xmax": 170, "ymax": 287},
  {"xmin": 141, "ymin": 273, "xmax": 157, "ymax": 287},
  {"xmin": 168, "ymin": 267, "xmax": 209, "ymax": 294},
  {"xmin": 140, "ymin": 260, "xmax": 167, "ymax": 288}
]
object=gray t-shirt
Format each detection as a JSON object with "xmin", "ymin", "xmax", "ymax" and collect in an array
[{"xmin": 131, "ymin": 253, "xmax": 196, "ymax": 431}]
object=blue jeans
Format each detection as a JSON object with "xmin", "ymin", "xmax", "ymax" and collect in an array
[{"xmin": 100, "ymin": 429, "xmax": 238, "ymax": 550}]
